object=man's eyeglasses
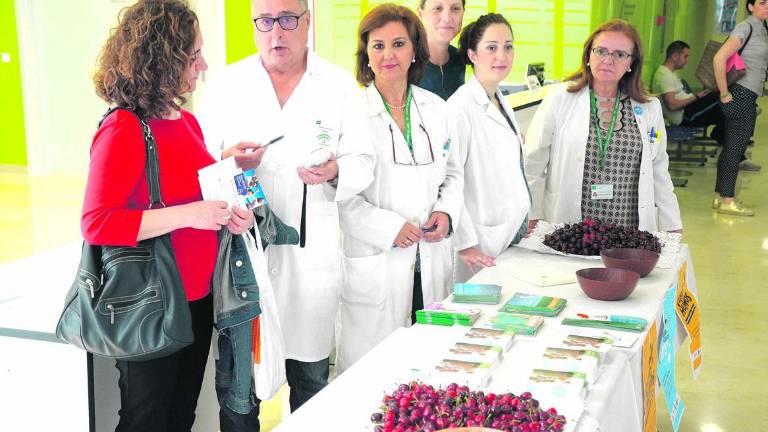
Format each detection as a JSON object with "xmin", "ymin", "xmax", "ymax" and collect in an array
[
  {"xmin": 253, "ymin": 10, "xmax": 307, "ymax": 32},
  {"xmin": 591, "ymin": 47, "xmax": 633, "ymax": 62}
]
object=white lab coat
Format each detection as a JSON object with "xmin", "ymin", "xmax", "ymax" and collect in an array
[
  {"xmin": 525, "ymin": 83, "xmax": 682, "ymax": 232},
  {"xmin": 336, "ymin": 84, "xmax": 463, "ymax": 373},
  {"xmin": 447, "ymin": 75, "xmax": 531, "ymax": 282},
  {"xmin": 196, "ymin": 52, "xmax": 375, "ymax": 362}
]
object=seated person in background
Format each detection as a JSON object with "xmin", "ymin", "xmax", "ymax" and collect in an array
[{"xmin": 652, "ymin": 40, "xmax": 760, "ymax": 171}]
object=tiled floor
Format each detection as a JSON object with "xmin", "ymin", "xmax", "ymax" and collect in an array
[{"xmin": 2, "ymin": 99, "xmax": 767, "ymax": 430}]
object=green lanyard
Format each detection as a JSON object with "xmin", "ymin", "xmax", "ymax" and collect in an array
[
  {"xmin": 380, "ymin": 87, "xmax": 414, "ymax": 153},
  {"xmin": 589, "ymin": 88, "xmax": 621, "ymax": 171}
]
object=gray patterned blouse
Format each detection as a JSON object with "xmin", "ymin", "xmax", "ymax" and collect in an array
[{"xmin": 581, "ymin": 95, "xmax": 642, "ymax": 228}]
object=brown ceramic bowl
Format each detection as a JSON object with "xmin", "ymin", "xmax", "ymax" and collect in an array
[
  {"xmin": 600, "ymin": 248, "xmax": 660, "ymax": 277},
  {"xmin": 576, "ymin": 268, "xmax": 640, "ymax": 301}
]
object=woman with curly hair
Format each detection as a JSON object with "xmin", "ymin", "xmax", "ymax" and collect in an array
[{"xmin": 83, "ymin": 1, "xmax": 253, "ymax": 429}]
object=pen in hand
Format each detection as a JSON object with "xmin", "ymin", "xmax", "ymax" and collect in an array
[{"xmin": 246, "ymin": 135, "xmax": 284, "ymax": 153}]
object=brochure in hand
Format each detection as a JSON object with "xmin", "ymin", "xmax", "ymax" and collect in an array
[
  {"xmin": 483, "ymin": 312, "xmax": 545, "ymax": 336},
  {"xmin": 431, "ymin": 359, "xmax": 492, "ymax": 388},
  {"xmin": 445, "ymin": 342, "xmax": 502, "ymax": 366},
  {"xmin": 415, "ymin": 303, "xmax": 481, "ymax": 327},
  {"xmin": 198, "ymin": 157, "xmax": 267, "ymax": 210},
  {"xmin": 452, "ymin": 283, "xmax": 502, "ymax": 304},
  {"xmin": 500, "ymin": 292, "xmax": 567, "ymax": 317},
  {"xmin": 540, "ymin": 347, "xmax": 600, "ymax": 385},
  {"xmin": 461, "ymin": 327, "xmax": 516, "ymax": 352}
]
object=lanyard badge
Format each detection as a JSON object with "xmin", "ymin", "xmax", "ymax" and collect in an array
[{"xmin": 589, "ymin": 89, "xmax": 621, "ymax": 201}]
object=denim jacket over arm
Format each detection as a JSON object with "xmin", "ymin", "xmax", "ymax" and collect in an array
[{"xmin": 213, "ymin": 205, "xmax": 299, "ymax": 414}]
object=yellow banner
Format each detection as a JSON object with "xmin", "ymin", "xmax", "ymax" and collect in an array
[
  {"xmin": 642, "ymin": 321, "xmax": 658, "ymax": 432},
  {"xmin": 676, "ymin": 261, "xmax": 703, "ymax": 378}
]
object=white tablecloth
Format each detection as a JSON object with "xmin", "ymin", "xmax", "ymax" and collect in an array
[{"xmin": 274, "ymin": 245, "xmax": 697, "ymax": 432}]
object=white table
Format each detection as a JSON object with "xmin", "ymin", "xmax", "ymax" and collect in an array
[{"xmin": 274, "ymin": 246, "xmax": 697, "ymax": 432}]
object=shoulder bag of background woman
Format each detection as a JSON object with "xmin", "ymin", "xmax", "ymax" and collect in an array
[
  {"xmin": 55, "ymin": 108, "xmax": 193, "ymax": 361},
  {"xmin": 696, "ymin": 24, "xmax": 753, "ymax": 90}
]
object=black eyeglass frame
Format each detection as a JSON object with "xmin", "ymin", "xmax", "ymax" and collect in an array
[{"xmin": 253, "ymin": 10, "xmax": 307, "ymax": 32}]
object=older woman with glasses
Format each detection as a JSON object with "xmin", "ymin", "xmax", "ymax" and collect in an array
[
  {"xmin": 336, "ymin": 4, "xmax": 463, "ymax": 373},
  {"xmin": 526, "ymin": 19, "xmax": 682, "ymax": 234}
]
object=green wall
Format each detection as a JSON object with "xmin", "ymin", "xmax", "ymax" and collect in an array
[
  {"xmin": 225, "ymin": 0, "xmax": 258, "ymax": 64},
  {"xmin": 0, "ymin": 0, "xmax": 27, "ymax": 166}
]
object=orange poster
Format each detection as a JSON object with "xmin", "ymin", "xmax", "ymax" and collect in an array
[
  {"xmin": 676, "ymin": 261, "xmax": 703, "ymax": 378},
  {"xmin": 642, "ymin": 321, "xmax": 658, "ymax": 432}
]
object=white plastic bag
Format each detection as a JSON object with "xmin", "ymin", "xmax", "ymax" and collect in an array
[{"xmin": 243, "ymin": 226, "xmax": 286, "ymax": 400}]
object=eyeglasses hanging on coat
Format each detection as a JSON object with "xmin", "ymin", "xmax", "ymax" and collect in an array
[{"xmin": 388, "ymin": 94, "xmax": 435, "ymax": 166}]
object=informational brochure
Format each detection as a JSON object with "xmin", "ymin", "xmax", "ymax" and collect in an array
[
  {"xmin": 675, "ymin": 261, "xmax": 703, "ymax": 378},
  {"xmin": 198, "ymin": 157, "xmax": 267, "ymax": 210},
  {"xmin": 658, "ymin": 286, "xmax": 685, "ymax": 431}
]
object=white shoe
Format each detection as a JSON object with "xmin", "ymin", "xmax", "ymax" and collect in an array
[{"xmin": 740, "ymin": 159, "xmax": 762, "ymax": 171}]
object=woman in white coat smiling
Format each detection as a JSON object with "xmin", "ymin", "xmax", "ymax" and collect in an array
[
  {"xmin": 525, "ymin": 20, "xmax": 682, "ymax": 233},
  {"xmin": 336, "ymin": 4, "xmax": 463, "ymax": 373},
  {"xmin": 447, "ymin": 14, "xmax": 531, "ymax": 282}
]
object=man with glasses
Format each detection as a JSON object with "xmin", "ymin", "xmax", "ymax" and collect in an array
[{"xmin": 196, "ymin": 0, "xmax": 375, "ymax": 430}]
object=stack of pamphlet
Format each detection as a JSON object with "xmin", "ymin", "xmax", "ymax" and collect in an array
[
  {"xmin": 445, "ymin": 342, "xmax": 502, "ymax": 367},
  {"xmin": 558, "ymin": 333, "xmax": 615, "ymax": 362},
  {"xmin": 483, "ymin": 312, "xmax": 545, "ymax": 336},
  {"xmin": 526, "ymin": 369, "xmax": 588, "ymax": 403},
  {"xmin": 415, "ymin": 303, "xmax": 481, "ymax": 326},
  {"xmin": 452, "ymin": 283, "xmax": 502, "ymax": 305},
  {"xmin": 430, "ymin": 359, "xmax": 492, "ymax": 388},
  {"xmin": 561, "ymin": 314, "xmax": 648, "ymax": 332},
  {"xmin": 461, "ymin": 327, "xmax": 516, "ymax": 352},
  {"xmin": 500, "ymin": 293, "xmax": 567, "ymax": 317},
  {"xmin": 539, "ymin": 347, "xmax": 601, "ymax": 385}
]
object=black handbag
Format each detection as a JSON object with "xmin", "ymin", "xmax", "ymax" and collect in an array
[{"xmin": 55, "ymin": 108, "xmax": 193, "ymax": 361}]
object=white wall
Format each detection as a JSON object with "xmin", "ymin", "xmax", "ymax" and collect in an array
[{"xmin": 15, "ymin": 0, "xmax": 228, "ymax": 176}]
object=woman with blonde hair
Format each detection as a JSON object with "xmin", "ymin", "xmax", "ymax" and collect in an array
[{"xmin": 525, "ymin": 19, "xmax": 682, "ymax": 234}]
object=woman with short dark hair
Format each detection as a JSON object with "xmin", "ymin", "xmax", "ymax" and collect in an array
[
  {"xmin": 85, "ymin": 1, "xmax": 253, "ymax": 429},
  {"xmin": 338, "ymin": 3, "xmax": 463, "ymax": 373}
]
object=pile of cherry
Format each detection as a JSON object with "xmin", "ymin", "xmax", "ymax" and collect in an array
[
  {"xmin": 371, "ymin": 382, "xmax": 567, "ymax": 432},
  {"xmin": 543, "ymin": 219, "xmax": 661, "ymax": 256}
]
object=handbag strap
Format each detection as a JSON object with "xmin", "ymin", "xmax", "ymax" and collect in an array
[
  {"xmin": 738, "ymin": 24, "xmax": 754, "ymax": 56},
  {"xmin": 98, "ymin": 107, "xmax": 164, "ymax": 208}
]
